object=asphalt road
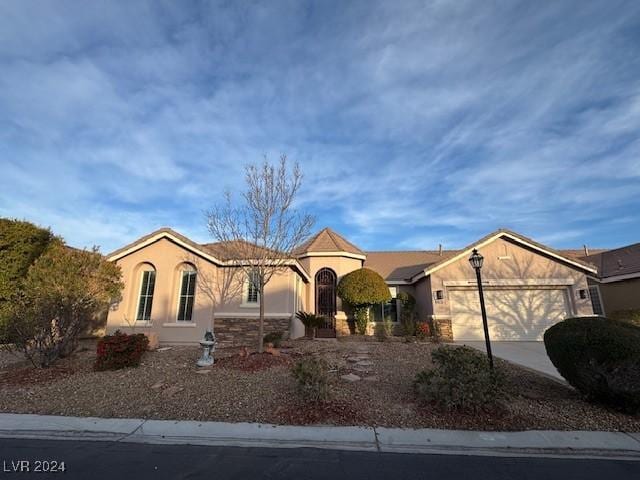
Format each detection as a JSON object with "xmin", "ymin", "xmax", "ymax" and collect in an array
[{"xmin": 0, "ymin": 438, "xmax": 639, "ymax": 480}]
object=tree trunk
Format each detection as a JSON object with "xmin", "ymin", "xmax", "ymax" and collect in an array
[{"xmin": 258, "ymin": 283, "xmax": 265, "ymax": 353}]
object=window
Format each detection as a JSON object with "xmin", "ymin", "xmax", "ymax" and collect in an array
[
  {"xmin": 177, "ymin": 270, "xmax": 197, "ymax": 322},
  {"xmin": 246, "ymin": 270, "xmax": 260, "ymax": 304},
  {"xmin": 589, "ymin": 285, "xmax": 604, "ymax": 316},
  {"xmin": 136, "ymin": 269, "xmax": 156, "ymax": 321},
  {"xmin": 370, "ymin": 287, "xmax": 399, "ymax": 323}
]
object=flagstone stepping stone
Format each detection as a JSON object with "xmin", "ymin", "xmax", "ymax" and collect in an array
[
  {"xmin": 354, "ymin": 365, "xmax": 371, "ymax": 372},
  {"xmin": 151, "ymin": 382, "xmax": 164, "ymax": 390},
  {"xmin": 157, "ymin": 347, "xmax": 173, "ymax": 352},
  {"xmin": 347, "ymin": 356, "xmax": 369, "ymax": 363},
  {"xmin": 340, "ymin": 373, "xmax": 361, "ymax": 382},
  {"xmin": 355, "ymin": 360, "xmax": 373, "ymax": 367},
  {"xmin": 162, "ymin": 386, "xmax": 184, "ymax": 397},
  {"xmin": 362, "ymin": 376, "xmax": 378, "ymax": 382},
  {"xmin": 195, "ymin": 370, "xmax": 211, "ymax": 375}
]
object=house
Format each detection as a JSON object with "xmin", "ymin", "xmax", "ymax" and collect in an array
[
  {"xmin": 580, "ymin": 242, "xmax": 640, "ymax": 317},
  {"xmin": 105, "ymin": 227, "xmax": 599, "ymax": 346}
]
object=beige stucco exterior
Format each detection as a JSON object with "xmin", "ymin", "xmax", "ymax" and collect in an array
[
  {"xmin": 429, "ymin": 237, "xmax": 593, "ymax": 319},
  {"xmin": 106, "ymin": 228, "xmax": 598, "ymax": 344},
  {"xmin": 106, "ymin": 237, "xmax": 307, "ymax": 344}
]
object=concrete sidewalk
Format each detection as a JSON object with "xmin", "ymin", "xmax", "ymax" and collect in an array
[{"xmin": 0, "ymin": 413, "xmax": 639, "ymax": 460}]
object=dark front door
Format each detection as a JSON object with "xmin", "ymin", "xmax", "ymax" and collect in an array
[{"xmin": 315, "ymin": 268, "xmax": 337, "ymax": 337}]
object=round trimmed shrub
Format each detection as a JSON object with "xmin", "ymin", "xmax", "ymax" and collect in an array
[
  {"xmin": 337, "ymin": 268, "xmax": 391, "ymax": 335},
  {"xmin": 544, "ymin": 317, "xmax": 640, "ymax": 413}
]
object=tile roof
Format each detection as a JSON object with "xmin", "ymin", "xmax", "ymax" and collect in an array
[
  {"xmin": 294, "ymin": 227, "xmax": 365, "ymax": 256},
  {"xmin": 364, "ymin": 250, "xmax": 460, "ymax": 281},
  {"xmin": 579, "ymin": 242, "xmax": 640, "ymax": 278}
]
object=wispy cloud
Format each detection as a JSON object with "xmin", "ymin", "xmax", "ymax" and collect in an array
[{"xmin": 0, "ymin": 1, "xmax": 639, "ymax": 252}]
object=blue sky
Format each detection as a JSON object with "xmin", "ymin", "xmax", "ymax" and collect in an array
[{"xmin": 1, "ymin": 1, "xmax": 639, "ymax": 253}]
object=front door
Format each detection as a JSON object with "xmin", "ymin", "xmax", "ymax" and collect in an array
[{"xmin": 315, "ymin": 268, "xmax": 337, "ymax": 337}]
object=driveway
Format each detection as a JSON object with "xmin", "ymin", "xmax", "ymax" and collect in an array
[{"xmin": 455, "ymin": 341, "xmax": 564, "ymax": 381}]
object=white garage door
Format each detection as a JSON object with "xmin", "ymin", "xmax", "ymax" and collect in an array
[{"xmin": 449, "ymin": 288, "xmax": 570, "ymax": 341}]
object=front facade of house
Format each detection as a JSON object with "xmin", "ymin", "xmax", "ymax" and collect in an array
[{"xmin": 106, "ymin": 227, "xmax": 599, "ymax": 346}]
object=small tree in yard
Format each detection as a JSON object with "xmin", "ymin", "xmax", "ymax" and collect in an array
[
  {"xmin": 337, "ymin": 268, "xmax": 391, "ymax": 335},
  {"xmin": 206, "ymin": 156, "xmax": 314, "ymax": 353},
  {"xmin": 5, "ymin": 242, "xmax": 123, "ymax": 367}
]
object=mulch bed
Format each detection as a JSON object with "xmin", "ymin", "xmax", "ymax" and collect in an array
[{"xmin": 214, "ymin": 352, "xmax": 293, "ymax": 372}]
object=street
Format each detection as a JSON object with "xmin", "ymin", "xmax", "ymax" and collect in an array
[{"xmin": 0, "ymin": 439, "xmax": 639, "ymax": 479}]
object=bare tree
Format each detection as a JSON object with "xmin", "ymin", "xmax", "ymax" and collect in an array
[
  {"xmin": 206, "ymin": 155, "xmax": 314, "ymax": 352},
  {"xmin": 182, "ymin": 254, "xmax": 243, "ymax": 336}
]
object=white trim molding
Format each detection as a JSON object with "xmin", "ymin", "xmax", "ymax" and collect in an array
[
  {"xmin": 215, "ymin": 312, "xmax": 293, "ymax": 318},
  {"xmin": 442, "ymin": 278, "xmax": 576, "ymax": 287},
  {"xmin": 297, "ymin": 251, "xmax": 366, "ymax": 261},
  {"xmin": 598, "ymin": 272, "xmax": 640, "ymax": 283},
  {"xmin": 162, "ymin": 322, "xmax": 197, "ymax": 328}
]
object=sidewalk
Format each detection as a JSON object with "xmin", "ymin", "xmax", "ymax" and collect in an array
[{"xmin": 0, "ymin": 413, "xmax": 639, "ymax": 460}]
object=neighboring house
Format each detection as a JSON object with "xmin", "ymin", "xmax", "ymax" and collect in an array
[
  {"xmin": 106, "ymin": 227, "xmax": 599, "ymax": 345},
  {"xmin": 580, "ymin": 242, "xmax": 640, "ymax": 316}
]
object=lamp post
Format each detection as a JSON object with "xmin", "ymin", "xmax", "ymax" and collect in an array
[{"xmin": 469, "ymin": 248, "xmax": 494, "ymax": 370}]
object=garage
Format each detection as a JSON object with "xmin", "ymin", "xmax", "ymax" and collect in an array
[{"xmin": 449, "ymin": 288, "xmax": 571, "ymax": 341}]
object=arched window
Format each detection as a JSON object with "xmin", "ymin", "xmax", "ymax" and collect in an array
[
  {"xmin": 177, "ymin": 264, "xmax": 197, "ymax": 322},
  {"xmin": 136, "ymin": 264, "xmax": 156, "ymax": 322}
]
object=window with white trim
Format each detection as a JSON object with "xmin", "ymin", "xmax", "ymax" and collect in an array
[
  {"xmin": 246, "ymin": 270, "xmax": 260, "ymax": 304},
  {"xmin": 177, "ymin": 269, "xmax": 197, "ymax": 322},
  {"xmin": 589, "ymin": 285, "xmax": 604, "ymax": 316},
  {"xmin": 136, "ymin": 268, "xmax": 156, "ymax": 321}
]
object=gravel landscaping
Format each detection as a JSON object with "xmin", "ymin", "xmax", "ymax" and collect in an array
[{"xmin": 0, "ymin": 338, "xmax": 639, "ymax": 431}]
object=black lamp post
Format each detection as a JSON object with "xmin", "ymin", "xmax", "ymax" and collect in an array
[{"xmin": 469, "ymin": 248, "xmax": 494, "ymax": 370}]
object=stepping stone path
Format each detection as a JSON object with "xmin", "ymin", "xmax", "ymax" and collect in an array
[
  {"xmin": 340, "ymin": 373, "xmax": 361, "ymax": 382},
  {"xmin": 341, "ymin": 346, "xmax": 377, "ymax": 382}
]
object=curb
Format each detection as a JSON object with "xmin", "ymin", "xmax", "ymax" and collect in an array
[{"xmin": 0, "ymin": 414, "xmax": 639, "ymax": 460}]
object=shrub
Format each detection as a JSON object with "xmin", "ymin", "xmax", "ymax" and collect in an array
[
  {"xmin": 295, "ymin": 311, "xmax": 325, "ymax": 338},
  {"xmin": 544, "ymin": 316, "xmax": 640, "ymax": 413},
  {"xmin": 374, "ymin": 317, "xmax": 393, "ymax": 342},
  {"xmin": 397, "ymin": 291, "xmax": 416, "ymax": 336},
  {"xmin": 354, "ymin": 306, "xmax": 369, "ymax": 335},
  {"xmin": 609, "ymin": 309, "xmax": 640, "ymax": 328},
  {"xmin": 415, "ymin": 322, "xmax": 430, "ymax": 340},
  {"xmin": 0, "ymin": 219, "xmax": 55, "ymax": 340},
  {"xmin": 414, "ymin": 346, "xmax": 504, "ymax": 412},
  {"xmin": 337, "ymin": 268, "xmax": 391, "ymax": 335},
  {"xmin": 4, "ymin": 243, "xmax": 123, "ymax": 367},
  {"xmin": 264, "ymin": 331, "xmax": 284, "ymax": 348},
  {"xmin": 291, "ymin": 356, "xmax": 329, "ymax": 402},
  {"xmin": 95, "ymin": 330, "xmax": 149, "ymax": 371}
]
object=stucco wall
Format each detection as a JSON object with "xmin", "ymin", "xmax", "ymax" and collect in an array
[
  {"xmin": 597, "ymin": 278, "xmax": 640, "ymax": 314},
  {"xmin": 298, "ymin": 255, "xmax": 363, "ymax": 314},
  {"xmin": 429, "ymin": 237, "xmax": 593, "ymax": 319},
  {"xmin": 106, "ymin": 237, "xmax": 302, "ymax": 344}
]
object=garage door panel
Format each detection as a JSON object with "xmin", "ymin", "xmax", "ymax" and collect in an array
[{"xmin": 449, "ymin": 288, "xmax": 569, "ymax": 341}]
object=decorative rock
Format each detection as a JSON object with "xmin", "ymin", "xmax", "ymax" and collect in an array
[
  {"xmin": 363, "ymin": 376, "xmax": 379, "ymax": 382},
  {"xmin": 162, "ymin": 386, "xmax": 184, "ymax": 397},
  {"xmin": 340, "ymin": 373, "xmax": 361, "ymax": 382},
  {"xmin": 156, "ymin": 347, "xmax": 172, "ymax": 352},
  {"xmin": 354, "ymin": 366, "xmax": 371, "ymax": 372},
  {"xmin": 151, "ymin": 382, "xmax": 164, "ymax": 390},
  {"xmin": 195, "ymin": 370, "xmax": 211, "ymax": 375}
]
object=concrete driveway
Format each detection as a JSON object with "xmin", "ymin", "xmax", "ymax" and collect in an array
[{"xmin": 455, "ymin": 341, "xmax": 564, "ymax": 381}]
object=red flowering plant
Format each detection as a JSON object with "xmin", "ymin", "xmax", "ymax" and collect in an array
[
  {"xmin": 95, "ymin": 330, "xmax": 149, "ymax": 371},
  {"xmin": 416, "ymin": 322, "xmax": 431, "ymax": 340}
]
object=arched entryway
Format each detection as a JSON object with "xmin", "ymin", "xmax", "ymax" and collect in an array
[{"xmin": 315, "ymin": 268, "xmax": 337, "ymax": 337}]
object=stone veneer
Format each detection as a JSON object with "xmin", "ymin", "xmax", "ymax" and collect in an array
[
  {"xmin": 214, "ymin": 317, "xmax": 291, "ymax": 348},
  {"xmin": 431, "ymin": 317, "xmax": 453, "ymax": 341}
]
